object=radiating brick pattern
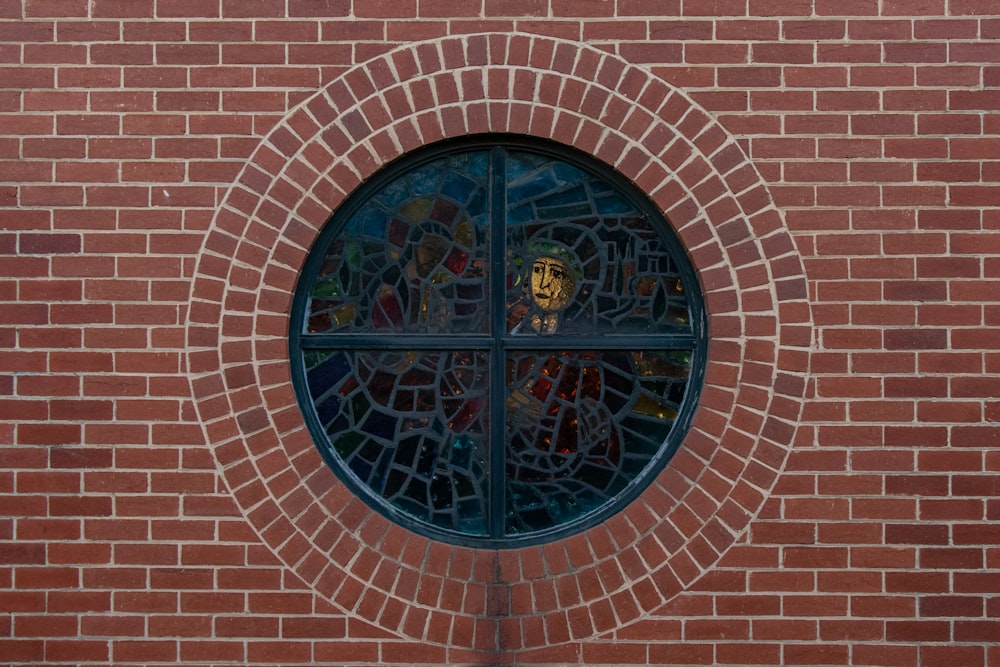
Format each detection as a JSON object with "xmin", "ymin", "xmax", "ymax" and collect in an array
[
  {"xmin": 182, "ymin": 32, "xmax": 810, "ymax": 651},
  {"xmin": 1, "ymin": 2, "xmax": 998, "ymax": 665}
]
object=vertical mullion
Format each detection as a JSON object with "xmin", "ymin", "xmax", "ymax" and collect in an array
[{"xmin": 488, "ymin": 147, "xmax": 507, "ymax": 541}]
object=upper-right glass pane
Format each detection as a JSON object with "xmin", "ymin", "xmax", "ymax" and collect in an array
[{"xmin": 505, "ymin": 150, "xmax": 691, "ymax": 336}]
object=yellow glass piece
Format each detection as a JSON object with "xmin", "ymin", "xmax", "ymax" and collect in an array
[
  {"xmin": 530, "ymin": 256, "xmax": 576, "ymax": 314},
  {"xmin": 632, "ymin": 393, "xmax": 678, "ymax": 420},
  {"xmin": 331, "ymin": 304, "xmax": 356, "ymax": 325},
  {"xmin": 400, "ymin": 197, "xmax": 433, "ymax": 222}
]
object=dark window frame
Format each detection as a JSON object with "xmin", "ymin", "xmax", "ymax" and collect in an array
[{"xmin": 290, "ymin": 135, "xmax": 707, "ymax": 548}]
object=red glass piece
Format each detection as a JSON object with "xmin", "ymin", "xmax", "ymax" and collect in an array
[
  {"xmin": 444, "ymin": 247, "xmax": 468, "ymax": 274},
  {"xmin": 529, "ymin": 376, "xmax": 552, "ymax": 402},
  {"xmin": 338, "ymin": 375, "xmax": 359, "ymax": 397},
  {"xmin": 387, "ymin": 217, "xmax": 408, "ymax": 247},
  {"xmin": 430, "ymin": 197, "xmax": 459, "ymax": 225},
  {"xmin": 373, "ymin": 285, "xmax": 404, "ymax": 329}
]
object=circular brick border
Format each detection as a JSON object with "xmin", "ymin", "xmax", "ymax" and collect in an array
[{"xmin": 185, "ymin": 33, "xmax": 811, "ymax": 651}]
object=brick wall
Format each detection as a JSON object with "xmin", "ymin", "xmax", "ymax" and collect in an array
[{"xmin": 1, "ymin": 1, "xmax": 998, "ymax": 665}]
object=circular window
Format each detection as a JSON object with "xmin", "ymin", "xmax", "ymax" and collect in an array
[{"xmin": 290, "ymin": 136, "xmax": 706, "ymax": 548}]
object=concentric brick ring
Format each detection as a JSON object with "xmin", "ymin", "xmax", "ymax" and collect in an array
[{"xmin": 185, "ymin": 33, "xmax": 812, "ymax": 651}]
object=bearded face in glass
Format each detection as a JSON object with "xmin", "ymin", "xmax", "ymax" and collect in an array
[{"xmin": 530, "ymin": 256, "xmax": 576, "ymax": 313}]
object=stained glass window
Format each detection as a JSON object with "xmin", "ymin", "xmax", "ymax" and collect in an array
[{"xmin": 291, "ymin": 137, "xmax": 705, "ymax": 547}]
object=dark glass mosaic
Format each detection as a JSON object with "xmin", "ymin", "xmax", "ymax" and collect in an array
[{"xmin": 292, "ymin": 139, "xmax": 704, "ymax": 546}]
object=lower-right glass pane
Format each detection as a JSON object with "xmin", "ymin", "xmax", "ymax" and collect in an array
[{"xmin": 504, "ymin": 348, "xmax": 692, "ymax": 535}]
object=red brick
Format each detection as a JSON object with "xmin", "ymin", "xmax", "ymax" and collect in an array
[
  {"xmin": 81, "ymin": 0, "xmax": 140, "ymax": 15},
  {"xmin": 0, "ymin": 638, "xmax": 45, "ymax": 662},
  {"xmin": 917, "ymin": 400, "xmax": 982, "ymax": 423},
  {"xmin": 884, "ymin": 328, "xmax": 947, "ymax": 350},
  {"xmin": 887, "ymin": 620, "xmax": 951, "ymax": 642},
  {"xmin": 786, "ymin": 643, "xmax": 853, "ymax": 666}
]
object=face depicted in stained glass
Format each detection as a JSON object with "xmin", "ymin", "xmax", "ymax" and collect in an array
[
  {"xmin": 512, "ymin": 250, "xmax": 580, "ymax": 335},
  {"xmin": 293, "ymin": 140, "xmax": 703, "ymax": 547},
  {"xmin": 530, "ymin": 256, "xmax": 575, "ymax": 314}
]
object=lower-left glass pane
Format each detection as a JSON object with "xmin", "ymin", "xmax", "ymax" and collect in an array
[{"xmin": 305, "ymin": 349, "xmax": 490, "ymax": 535}]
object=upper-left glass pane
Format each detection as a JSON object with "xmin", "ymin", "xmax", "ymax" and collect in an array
[{"xmin": 307, "ymin": 151, "xmax": 491, "ymax": 334}]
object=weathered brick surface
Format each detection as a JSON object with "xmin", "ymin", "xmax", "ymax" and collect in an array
[{"xmin": 1, "ymin": 2, "xmax": 998, "ymax": 664}]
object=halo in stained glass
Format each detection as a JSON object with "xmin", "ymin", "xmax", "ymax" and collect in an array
[{"xmin": 290, "ymin": 136, "xmax": 706, "ymax": 548}]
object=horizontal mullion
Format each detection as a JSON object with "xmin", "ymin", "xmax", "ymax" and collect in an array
[
  {"xmin": 502, "ymin": 334, "xmax": 696, "ymax": 350},
  {"xmin": 299, "ymin": 334, "xmax": 495, "ymax": 349},
  {"xmin": 299, "ymin": 333, "xmax": 696, "ymax": 350}
]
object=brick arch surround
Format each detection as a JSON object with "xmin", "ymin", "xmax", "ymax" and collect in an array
[{"xmin": 185, "ymin": 33, "xmax": 812, "ymax": 653}]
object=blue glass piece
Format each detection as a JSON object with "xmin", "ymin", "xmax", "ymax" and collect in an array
[
  {"xmin": 348, "ymin": 455, "xmax": 373, "ymax": 482},
  {"xmin": 536, "ymin": 183, "xmax": 589, "ymax": 207},
  {"xmin": 508, "ymin": 169, "xmax": 558, "ymax": 203},
  {"xmin": 590, "ymin": 179, "xmax": 614, "ymax": 194},
  {"xmin": 361, "ymin": 409, "xmax": 397, "ymax": 441},
  {"xmin": 315, "ymin": 394, "xmax": 341, "ymax": 425},
  {"xmin": 466, "ymin": 188, "xmax": 487, "ymax": 219},
  {"xmin": 372, "ymin": 177, "xmax": 411, "ymax": 211},
  {"xmin": 505, "ymin": 152, "xmax": 534, "ymax": 179},
  {"xmin": 441, "ymin": 171, "xmax": 479, "ymax": 206},
  {"xmin": 465, "ymin": 150, "xmax": 489, "ymax": 179},
  {"xmin": 408, "ymin": 164, "xmax": 444, "ymax": 197},
  {"xmin": 349, "ymin": 205, "xmax": 389, "ymax": 240},
  {"xmin": 594, "ymin": 192, "xmax": 635, "ymax": 214},
  {"xmin": 533, "ymin": 203, "xmax": 594, "ymax": 219},
  {"xmin": 306, "ymin": 351, "xmax": 350, "ymax": 397},
  {"xmin": 551, "ymin": 161, "xmax": 588, "ymax": 186},
  {"xmin": 506, "ymin": 204, "xmax": 532, "ymax": 226}
]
